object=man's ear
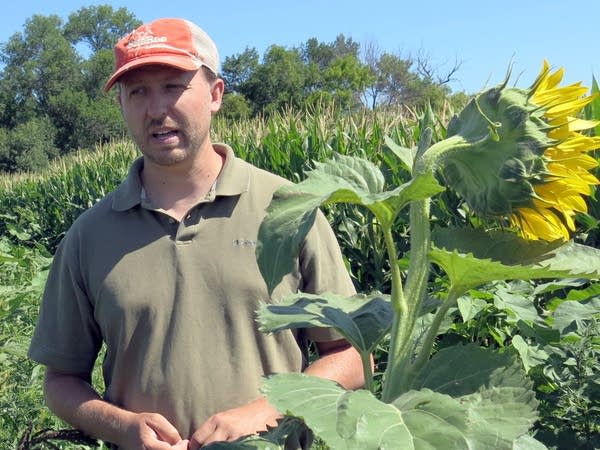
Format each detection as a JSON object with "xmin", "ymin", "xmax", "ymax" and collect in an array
[{"xmin": 210, "ymin": 78, "xmax": 225, "ymax": 113}]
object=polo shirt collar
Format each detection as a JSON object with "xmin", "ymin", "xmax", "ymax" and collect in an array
[
  {"xmin": 111, "ymin": 143, "xmax": 249, "ymax": 212},
  {"xmin": 213, "ymin": 143, "xmax": 250, "ymax": 196},
  {"xmin": 112, "ymin": 157, "xmax": 144, "ymax": 211}
]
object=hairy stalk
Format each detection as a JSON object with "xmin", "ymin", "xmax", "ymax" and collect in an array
[
  {"xmin": 381, "ymin": 197, "xmax": 431, "ymax": 402},
  {"xmin": 382, "ymin": 132, "xmax": 472, "ymax": 402},
  {"xmin": 360, "ymin": 352, "xmax": 375, "ymax": 394},
  {"xmin": 379, "ymin": 222, "xmax": 407, "ymax": 401}
]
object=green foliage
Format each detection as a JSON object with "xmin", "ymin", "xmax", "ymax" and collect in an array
[
  {"xmin": 0, "ymin": 141, "xmax": 138, "ymax": 251},
  {"xmin": 62, "ymin": 5, "xmax": 140, "ymax": 53},
  {"xmin": 263, "ymin": 354, "xmax": 538, "ymax": 450},
  {"xmin": 0, "ymin": 117, "xmax": 59, "ymax": 172},
  {"xmin": 0, "ymin": 95, "xmax": 597, "ymax": 448},
  {"xmin": 0, "ymin": 6, "xmax": 135, "ymax": 173},
  {"xmin": 253, "ymin": 109, "xmax": 600, "ymax": 448},
  {"xmin": 0, "ymin": 236, "xmax": 51, "ymax": 448}
]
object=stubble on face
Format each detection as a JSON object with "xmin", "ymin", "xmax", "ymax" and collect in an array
[
  {"xmin": 137, "ymin": 115, "xmax": 204, "ymax": 168},
  {"xmin": 119, "ymin": 67, "xmax": 215, "ymax": 169}
]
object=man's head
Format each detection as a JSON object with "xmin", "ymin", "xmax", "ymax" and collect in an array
[{"xmin": 104, "ymin": 18, "xmax": 220, "ymax": 92}]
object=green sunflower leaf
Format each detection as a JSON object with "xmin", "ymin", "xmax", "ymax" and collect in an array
[
  {"xmin": 262, "ymin": 370, "xmax": 537, "ymax": 450},
  {"xmin": 384, "ymin": 135, "xmax": 416, "ymax": 173},
  {"xmin": 257, "ymin": 292, "xmax": 392, "ymax": 356},
  {"xmin": 256, "ymin": 154, "xmax": 444, "ymax": 295},
  {"xmin": 430, "ymin": 227, "xmax": 600, "ymax": 293}
]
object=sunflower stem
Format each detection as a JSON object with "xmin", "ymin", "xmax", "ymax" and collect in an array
[{"xmin": 382, "ymin": 133, "xmax": 474, "ymax": 402}]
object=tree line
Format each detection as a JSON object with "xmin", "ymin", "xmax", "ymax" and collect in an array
[{"xmin": 0, "ymin": 5, "xmax": 468, "ymax": 174}]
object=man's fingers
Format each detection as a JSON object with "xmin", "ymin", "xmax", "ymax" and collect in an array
[{"xmin": 143, "ymin": 412, "xmax": 183, "ymax": 444}]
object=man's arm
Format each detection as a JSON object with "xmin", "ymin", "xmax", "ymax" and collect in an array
[
  {"xmin": 305, "ymin": 338, "xmax": 367, "ymax": 389},
  {"xmin": 189, "ymin": 339, "xmax": 366, "ymax": 448},
  {"xmin": 43, "ymin": 367, "xmax": 188, "ymax": 450}
]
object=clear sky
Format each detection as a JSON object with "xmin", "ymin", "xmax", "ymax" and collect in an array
[{"xmin": 1, "ymin": 0, "xmax": 598, "ymax": 94}]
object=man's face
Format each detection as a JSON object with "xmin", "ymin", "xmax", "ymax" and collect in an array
[{"xmin": 118, "ymin": 65, "xmax": 223, "ymax": 168}]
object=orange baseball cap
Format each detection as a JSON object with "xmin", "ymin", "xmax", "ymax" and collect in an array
[{"xmin": 104, "ymin": 18, "xmax": 220, "ymax": 91}]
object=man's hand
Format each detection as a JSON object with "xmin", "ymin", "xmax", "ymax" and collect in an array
[
  {"xmin": 43, "ymin": 368, "xmax": 188, "ymax": 450},
  {"xmin": 119, "ymin": 412, "xmax": 189, "ymax": 450},
  {"xmin": 189, "ymin": 397, "xmax": 281, "ymax": 449}
]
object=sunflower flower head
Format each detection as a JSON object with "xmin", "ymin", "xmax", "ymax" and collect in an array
[{"xmin": 437, "ymin": 60, "xmax": 600, "ymax": 241}]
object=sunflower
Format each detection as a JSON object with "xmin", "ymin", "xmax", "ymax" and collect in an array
[
  {"xmin": 510, "ymin": 61, "xmax": 600, "ymax": 241},
  {"xmin": 434, "ymin": 60, "xmax": 600, "ymax": 242}
]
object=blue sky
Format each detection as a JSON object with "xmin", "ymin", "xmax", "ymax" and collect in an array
[{"xmin": 2, "ymin": 1, "xmax": 598, "ymax": 94}]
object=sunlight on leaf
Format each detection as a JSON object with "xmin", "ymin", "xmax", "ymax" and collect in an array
[
  {"xmin": 263, "ymin": 372, "xmax": 538, "ymax": 450},
  {"xmin": 430, "ymin": 227, "xmax": 600, "ymax": 294},
  {"xmin": 257, "ymin": 154, "xmax": 443, "ymax": 294}
]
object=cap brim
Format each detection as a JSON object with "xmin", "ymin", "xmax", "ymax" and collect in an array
[{"xmin": 103, "ymin": 55, "xmax": 201, "ymax": 92}]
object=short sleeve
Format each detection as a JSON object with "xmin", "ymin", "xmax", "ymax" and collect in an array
[
  {"xmin": 28, "ymin": 230, "xmax": 102, "ymax": 374},
  {"xmin": 299, "ymin": 210, "xmax": 356, "ymax": 342}
]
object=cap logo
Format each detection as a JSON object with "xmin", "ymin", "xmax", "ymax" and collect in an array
[{"xmin": 125, "ymin": 25, "xmax": 176, "ymax": 57}]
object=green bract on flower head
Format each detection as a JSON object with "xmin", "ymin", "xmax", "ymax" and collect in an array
[{"xmin": 437, "ymin": 60, "xmax": 600, "ymax": 241}]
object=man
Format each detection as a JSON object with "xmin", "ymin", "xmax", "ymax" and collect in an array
[{"xmin": 28, "ymin": 18, "xmax": 364, "ymax": 450}]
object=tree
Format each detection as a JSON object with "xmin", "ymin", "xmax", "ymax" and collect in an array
[
  {"xmin": 362, "ymin": 44, "xmax": 459, "ymax": 111},
  {"xmin": 302, "ymin": 35, "xmax": 371, "ymax": 110},
  {"xmin": 0, "ymin": 6, "xmax": 134, "ymax": 171},
  {"xmin": 0, "ymin": 15, "xmax": 81, "ymax": 127},
  {"xmin": 63, "ymin": 5, "xmax": 140, "ymax": 53},
  {"xmin": 221, "ymin": 47, "xmax": 259, "ymax": 94},
  {"xmin": 240, "ymin": 45, "xmax": 307, "ymax": 114},
  {"xmin": 0, "ymin": 117, "xmax": 59, "ymax": 172}
]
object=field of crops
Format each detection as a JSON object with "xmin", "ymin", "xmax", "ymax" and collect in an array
[{"xmin": 1, "ymin": 101, "xmax": 599, "ymax": 449}]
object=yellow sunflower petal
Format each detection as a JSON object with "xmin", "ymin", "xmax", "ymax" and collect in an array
[
  {"xmin": 545, "ymin": 149, "xmax": 599, "ymax": 170},
  {"xmin": 554, "ymin": 135, "xmax": 600, "ymax": 153},
  {"xmin": 513, "ymin": 207, "xmax": 570, "ymax": 241},
  {"xmin": 543, "ymin": 96, "xmax": 595, "ymax": 118},
  {"xmin": 533, "ymin": 85, "xmax": 589, "ymax": 107},
  {"xmin": 546, "ymin": 117, "xmax": 599, "ymax": 140},
  {"xmin": 533, "ymin": 185, "xmax": 589, "ymax": 213}
]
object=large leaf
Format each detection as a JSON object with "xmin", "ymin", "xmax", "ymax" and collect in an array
[
  {"xmin": 550, "ymin": 297, "xmax": 600, "ymax": 333},
  {"xmin": 257, "ymin": 153, "xmax": 443, "ymax": 294},
  {"xmin": 413, "ymin": 343, "xmax": 537, "ymax": 399},
  {"xmin": 430, "ymin": 227, "xmax": 600, "ymax": 293},
  {"xmin": 263, "ymin": 372, "xmax": 537, "ymax": 450},
  {"xmin": 257, "ymin": 292, "xmax": 392, "ymax": 356},
  {"xmin": 511, "ymin": 335, "xmax": 549, "ymax": 372},
  {"xmin": 512, "ymin": 434, "xmax": 548, "ymax": 450}
]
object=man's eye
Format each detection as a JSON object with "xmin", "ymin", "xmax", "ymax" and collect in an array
[
  {"xmin": 166, "ymin": 84, "xmax": 187, "ymax": 92},
  {"xmin": 128, "ymin": 87, "xmax": 145, "ymax": 97}
]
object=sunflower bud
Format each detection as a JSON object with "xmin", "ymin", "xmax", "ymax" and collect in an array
[{"xmin": 426, "ymin": 61, "xmax": 600, "ymax": 241}]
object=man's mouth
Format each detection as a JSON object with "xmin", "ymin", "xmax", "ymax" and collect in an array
[{"xmin": 152, "ymin": 130, "xmax": 179, "ymax": 141}]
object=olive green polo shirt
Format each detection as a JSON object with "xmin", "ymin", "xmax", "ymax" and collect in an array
[{"xmin": 28, "ymin": 144, "xmax": 355, "ymax": 439}]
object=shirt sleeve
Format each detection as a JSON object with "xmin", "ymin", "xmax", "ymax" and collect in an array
[
  {"xmin": 28, "ymin": 229, "xmax": 102, "ymax": 375},
  {"xmin": 299, "ymin": 210, "xmax": 356, "ymax": 342}
]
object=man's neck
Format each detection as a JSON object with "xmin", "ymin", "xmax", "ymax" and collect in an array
[{"xmin": 141, "ymin": 146, "xmax": 224, "ymax": 221}]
